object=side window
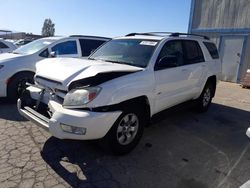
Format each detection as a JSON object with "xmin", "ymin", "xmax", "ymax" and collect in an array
[
  {"xmin": 0, "ymin": 42, "xmax": 9, "ymax": 49},
  {"xmin": 155, "ymin": 40, "xmax": 184, "ymax": 70},
  {"xmin": 79, "ymin": 39, "xmax": 106, "ymax": 56},
  {"xmin": 51, "ymin": 41, "xmax": 77, "ymax": 55},
  {"xmin": 183, "ymin": 40, "xmax": 205, "ymax": 64},
  {"xmin": 39, "ymin": 49, "xmax": 49, "ymax": 58},
  {"xmin": 203, "ymin": 42, "xmax": 219, "ymax": 59}
]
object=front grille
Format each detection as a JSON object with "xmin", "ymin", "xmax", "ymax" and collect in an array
[
  {"xmin": 35, "ymin": 76, "xmax": 68, "ymax": 103},
  {"xmin": 36, "ymin": 75, "xmax": 62, "ymax": 85}
]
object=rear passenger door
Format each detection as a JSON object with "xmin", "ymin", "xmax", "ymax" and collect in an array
[
  {"xmin": 182, "ymin": 40, "xmax": 207, "ymax": 96},
  {"xmin": 79, "ymin": 39, "xmax": 106, "ymax": 57}
]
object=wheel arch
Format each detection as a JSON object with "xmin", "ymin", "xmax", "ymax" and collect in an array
[
  {"xmin": 94, "ymin": 96, "xmax": 151, "ymax": 125},
  {"xmin": 7, "ymin": 70, "xmax": 35, "ymax": 85}
]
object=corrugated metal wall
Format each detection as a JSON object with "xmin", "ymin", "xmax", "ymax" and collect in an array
[
  {"xmin": 192, "ymin": 0, "xmax": 250, "ymax": 29},
  {"xmin": 190, "ymin": 0, "xmax": 250, "ymax": 83}
]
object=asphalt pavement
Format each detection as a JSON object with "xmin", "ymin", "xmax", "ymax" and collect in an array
[{"xmin": 0, "ymin": 82, "xmax": 249, "ymax": 188}]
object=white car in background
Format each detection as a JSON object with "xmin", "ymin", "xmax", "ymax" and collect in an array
[
  {"xmin": 0, "ymin": 35, "xmax": 110, "ymax": 101},
  {"xmin": 0, "ymin": 39, "xmax": 17, "ymax": 53}
]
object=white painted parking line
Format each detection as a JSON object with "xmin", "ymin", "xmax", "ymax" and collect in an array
[{"xmin": 240, "ymin": 180, "xmax": 250, "ymax": 188}]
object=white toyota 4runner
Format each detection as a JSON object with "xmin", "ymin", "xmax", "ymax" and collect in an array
[{"xmin": 18, "ymin": 32, "xmax": 221, "ymax": 154}]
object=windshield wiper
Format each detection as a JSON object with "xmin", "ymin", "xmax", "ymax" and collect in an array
[{"xmin": 101, "ymin": 59, "xmax": 137, "ymax": 67}]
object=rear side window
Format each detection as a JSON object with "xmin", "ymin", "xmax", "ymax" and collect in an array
[
  {"xmin": 203, "ymin": 42, "xmax": 219, "ymax": 59},
  {"xmin": 0, "ymin": 42, "xmax": 9, "ymax": 49},
  {"xmin": 51, "ymin": 41, "xmax": 77, "ymax": 55},
  {"xmin": 183, "ymin": 40, "xmax": 204, "ymax": 64},
  {"xmin": 79, "ymin": 39, "xmax": 106, "ymax": 56}
]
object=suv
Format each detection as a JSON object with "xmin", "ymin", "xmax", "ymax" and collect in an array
[
  {"xmin": 0, "ymin": 35, "xmax": 110, "ymax": 101},
  {"xmin": 18, "ymin": 32, "xmax": 221, "ymax": 154}
]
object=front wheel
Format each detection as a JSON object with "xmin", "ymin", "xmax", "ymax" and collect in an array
[
  {"xmin": 7, "ymin": 72, "xmax": 34, "ymax": 103},
  {"xmin": 101, "ymin": 108, "xmax": 144, "ymax": 155}
]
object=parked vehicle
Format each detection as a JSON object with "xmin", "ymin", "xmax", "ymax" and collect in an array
[
  {"xmin": 246, "ymin": 128, "xmax": 250, "ymax": 138},
  {"xmin": 0, "ymin": 39, "xmax": 17, "ymax": 53},
  {"xmin": 241, "ymin": 69, "xmax": 250, "ymax": 88},
  {"xmin": 18, "ymin": 32, "xmax": 221, "ymax": 154},
  {"xmin": 0, "ymin": 35, "xmax": 110, "ymax": 101},
  {"xmin": 14, "ymin": 39, "xmax": 34, "ymax": 47}
]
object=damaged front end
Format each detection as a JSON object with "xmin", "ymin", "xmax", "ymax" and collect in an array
[{"xmin": 17, "ymin": 72, "xmax": 126, "ymax": 140}]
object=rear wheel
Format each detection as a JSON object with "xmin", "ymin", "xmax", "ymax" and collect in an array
[
  {"xmin": 7, "ymin": 72, "xmax": 34, "ymax": 103},
  {"xmin": 101, "ymin": 107, "xmax": 145, "ymax": 155},
  {"xmin": 195, "ymin": 82, "xmax": 214, "ymax": 113}
]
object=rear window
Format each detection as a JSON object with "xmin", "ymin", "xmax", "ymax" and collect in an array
[
  {"xmin": 203, "ymin": 42, "xmax": 219, "ymax": 59},
  {"xmin": 79, "ymin": 39, "xmax": 106, "ymax": 56},
  {"xmin": 183, "ymin": 40, "xmax": 205, "ymax": 64}
]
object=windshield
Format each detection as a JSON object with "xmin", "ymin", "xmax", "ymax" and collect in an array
[
  {"xmin": 89, "ymin": 39, "xmax": 158, "ymax": 68},
  {"xmin": 13, "ymin": 38, "xmax": 57, "ymax": 55}
]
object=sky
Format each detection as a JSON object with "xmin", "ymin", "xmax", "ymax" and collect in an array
[{"xmin": 0, "ymin": 0, "xmax": 191, "ymax": 38}]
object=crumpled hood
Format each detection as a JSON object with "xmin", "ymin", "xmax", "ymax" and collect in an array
[
  {"xmin": 0, "ymin": 52, "xmax": 24, "ymax": 63},
  {"xmin": 35, "ymin": 58, "xmax": 143, "ymax": 89}
]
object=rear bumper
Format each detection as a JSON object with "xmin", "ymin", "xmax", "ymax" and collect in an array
[{"xmin": 17, "ymin": 99, "xmax": 122, "ymax": 140}]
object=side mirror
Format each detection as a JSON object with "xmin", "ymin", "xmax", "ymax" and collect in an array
[
  {"xmin": 50, "ymin": 51, "xmax": 56, "ymax": 58},
  {"xmin": 156, "ymin": 56, "xmax": 178, "ymax": 70}
]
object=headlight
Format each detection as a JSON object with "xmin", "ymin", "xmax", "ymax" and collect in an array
[
  {"xmin": 0, "ymin": 65, "xmax": 4, "ymax": 70},
  {"xmin": 63, "ymin": 87, "xmax": 101, "ymax": 108}
]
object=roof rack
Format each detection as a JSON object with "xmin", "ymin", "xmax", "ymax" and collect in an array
[
  {"xmin": 125, "ymin": 32, "xmax": 172, "ymax": 37},
  {"xmin": 69, "ymin": 35, "xmax": 111, "ymax": 40},
  {"xmin": 125, "ymin": 32, "xmax": 209, "ymax": 40},
  {"xmin": 170, "ymin": 33, "xmax": 210, "ymax": 40}
]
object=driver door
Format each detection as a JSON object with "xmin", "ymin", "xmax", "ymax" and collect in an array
[{"xmin": 154, "ymin": 40, "xmax": 192, "ymax": 113}]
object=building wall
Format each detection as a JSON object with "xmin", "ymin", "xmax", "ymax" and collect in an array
[
  {"xmin": 191, "ymin": 0, "xmax": 250, "ymax": 30},
  {"xmin": 0, "ymin": 32, "xmax": 42, "ymax": 40},
  {"xmin": 189, "ymin": 0, "xmax": 250, "ymax": 83}
]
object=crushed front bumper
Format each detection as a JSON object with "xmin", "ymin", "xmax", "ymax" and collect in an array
[{"xmin": 17, "ymin": 93, "xmax": 122, "ymax": 140}]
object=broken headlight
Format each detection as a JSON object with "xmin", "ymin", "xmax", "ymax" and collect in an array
[{"xmin": 63, "ymin": 87, "xmax": 101, "ymax": 108}]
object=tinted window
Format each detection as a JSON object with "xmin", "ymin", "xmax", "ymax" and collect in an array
[
  {"xmin": 0, "ymin": 42, "xmax": 9, "ymax": 49},
  {"xmin": 51, "ymin": 41, "xmax": 77, "ymax": 55},
  {"xmin": 156, "ymin": 40, "xmax": 184, "ymax": 68},
  {"xmin": 183, "ymin": 40, "xmax": 204, "ymax": 64},
  {"xmin": 203, "ymin": 42, "xmax": 219, "ymax": 59},
  {"xmin": 79, "ymin": 39, "xmax": 106, "ymax": 56},
  {"xmin": 39, "ymin": 49, "xmax": 49, "ymax": 58}
]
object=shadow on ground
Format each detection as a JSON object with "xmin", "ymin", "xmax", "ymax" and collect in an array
[
  {"xmin": 0, "ymin": 98, "xmax": 27, "ymax": 121},
  {"xmin": 41, "ymin": 102, "xmax": 250, "ymax": 188}
]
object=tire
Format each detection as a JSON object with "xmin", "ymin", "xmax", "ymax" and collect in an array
[
  {"xmin": 101, "ymin": 107, "xmax": 145, "ymax": 155},
  {"xmin": 7, "ymin": 72, "xmax": 34, "ymax": 103},
  {"xmin": 195, "ymin": 82, "xmax": 214, "ymax": 113}
]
